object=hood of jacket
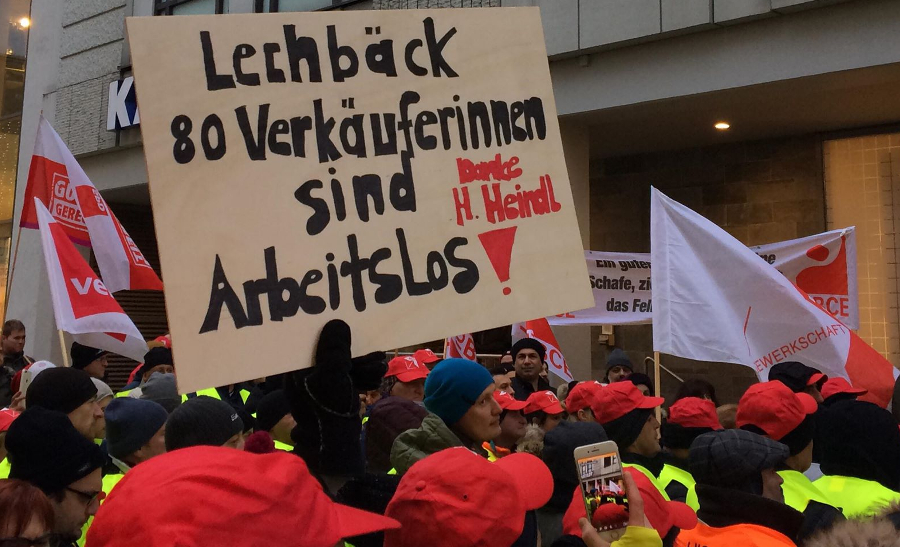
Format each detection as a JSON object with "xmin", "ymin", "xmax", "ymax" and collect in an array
[
  {"xmin": 390, "ymin": 412, "xmax": 463, "ymax": 475},
  {"xmin": 366, "ymin": 396, "xmax": 428, "ymax": 473}
]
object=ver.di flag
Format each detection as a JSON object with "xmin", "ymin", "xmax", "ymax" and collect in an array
[
  {"xmin": 650, "ymin": 188, "xmax": 896, "ymax": 407},
  {"xmin": 445, "ymin": 333, "xmax": 477, "ymax": 360},
  {"xmin": 35, "ymin": 198, "xmax": 148, "ymax": 362},
  {"xmin": 512, "ymin": 318, "xmax": 574, "ymax": 382},
  {"xmin": 21, "ymin": 116, "xmax": 163, "ymax": 292}
]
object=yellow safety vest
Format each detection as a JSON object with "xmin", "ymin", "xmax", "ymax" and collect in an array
[
  {"xmin": 623, "ymin": 463, "xmax": 671, "ymax": 501},
  {"xmin": 658, "ymin": 463, "xmax": 699, "ymax": 510},
  {"xmin": 182, "ymin": 387, "xmax": 250, "ymax": 404},
  {"xmin": 777, "ymin": 469, "xmax": 833, "ymax": 513},
  {"xmin": 813, "ymin": 474, "xmax": 900, "ymax": 517},
  {"xmin": 274, "ymin": 440, "xmax": 293, "ymax": 451},
  {"xmin": 115, "ymin": 389, "xmax": 133, "ymax": 398},
  {"xmin": 0, "ymin": 457, "xmax": 9, "ymax": 479},
  {"xmin": 78, "ymin": 472, "xmax": 124, "ymax": 546}
]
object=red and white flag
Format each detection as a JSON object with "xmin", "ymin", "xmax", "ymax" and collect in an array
[
  {"xmin": 511, "ymin": 318, "xmax": 574, "ymax": 382},
  {"xmin": 651, "ymin": 188, "xmax": 897, "ymax": 407},
  {"xmin": 444, "ymin": 333, "xmax": 477, "ymax": 361},
  {"xmin": 21, "ymin": 116, "xmax": 162, "ymax": 292},
  {"xmin": 35, "ymin": 198, "xmax": 148, "ymax": 362}
]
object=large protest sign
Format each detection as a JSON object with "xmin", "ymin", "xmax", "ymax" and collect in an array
[
  {"xmin": 127, "ymin": 9, "xmax": 592, "ymax": 393},
  {"xmin": 549, "ymin": 229, "xmax": 858, "ymax": 329}
]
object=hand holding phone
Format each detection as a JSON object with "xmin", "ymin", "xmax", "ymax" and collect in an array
[
  {"xmin": 578, "ymin": 472, "xmax": 652, "ymax": 547},
  {"xmin": 574, "ymin": 441, "xmax": 630, "ymax": 542}
]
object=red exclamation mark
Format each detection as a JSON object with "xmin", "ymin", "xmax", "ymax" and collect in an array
[{"xmin": 478, "ymin": 226, "xmax": 517, "ymax": 295}]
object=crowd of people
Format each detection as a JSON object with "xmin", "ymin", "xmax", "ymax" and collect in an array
[{"xmin": 0, "ymin": 317, "xmax": 899, "ymax": 547}]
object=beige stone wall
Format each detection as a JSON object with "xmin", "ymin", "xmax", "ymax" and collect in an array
[
  {"xmin": 824, "ymin": 134, "xmax": 900, "ymax": 370},
  {"xmin": 590, "ymin": 136, "xmax": 826, "ymax": 404}
]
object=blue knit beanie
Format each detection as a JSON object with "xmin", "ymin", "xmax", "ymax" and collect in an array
[
  {"xmin": 105, "ymin": 398, "xmax": 169, "ymax": 460},
  {"xmin": 424, "ymin": 358, "xmax": 494, "ymax": 426}
]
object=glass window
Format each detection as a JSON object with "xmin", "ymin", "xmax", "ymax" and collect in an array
[
  {"xmin": 155, "ymin": 0, "xmax": 229, "ymax": 15},
  {"xmin": 257, "ymin": 0, "xmax": 337, "ymax": 12},
  {"xmin": 0, "ymin": 0, "xmax": 29, "ymax": 319},
  {"xmin": 277, "ymin": 0, "xmax": 332, "ymax": 11}
]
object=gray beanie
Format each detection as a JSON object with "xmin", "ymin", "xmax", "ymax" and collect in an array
[
  {"xmin": 165, "ymin": 396, "xmax": 243, "ymax": 451},
  {"xmin": 92, "ymin": 378, "xmax": 114, "ymax": 402},
  {"xmin": 605, "ymin": 349, "xmax": 633, "ymax": 373},
  {"xmin": 105, "ymin": 398, "xmax": 168, "ymax": 460},
  {"xmin": 140, "ymin": 372, "xmax": 181, "ymax": 413}
]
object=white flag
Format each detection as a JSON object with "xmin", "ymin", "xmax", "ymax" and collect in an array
[
  {"xmin": 650, "ymin": 188, "xmax": 896, "ymax": 407},
  {"xmin": 35, "ymin": 199, "xmax": 149, "ymax": 362},
  {"xmin": 23, "ymin": 116, "xmax": 162, "ymax": 292}
]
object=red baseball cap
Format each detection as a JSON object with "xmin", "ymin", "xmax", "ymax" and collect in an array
[
  {"xmin": 590, "ymin": 382, "xmax": 665, "ymax": 424},
  {"xmin": 524, "ymin": 390, "xmax": 564, "ymax": 415},
  {"xmin": 413, "ymin": 349, "xmax": 440, "ymax": 365},
  {"xmin": 566, "ymin": 382, "xmax": 603, "ymax": 414},
  {"xmin": 86, "ymin": 446, "xmax": 399, "ymax": 547},
  {"xmin": 385, "ymin": 448, "xmax": 553, "ymax": 547},
  {"xmin": 386, "ymin": 356, "xmax": 430, "ymax": 382},
  {"xmin": 736, "ymin": 382, "xmax": 818, "ymax": 441},
  {"xmin": 821, "ymin": 377, "xmax": 867, "ymax": 400},
  {"xmin": 0, "ymin": 408, "xmax": 20, "ymax": 432},
  {"xmin": 668, "ymin": 397, "xmax": 722, "ymax": 430},
  {"xmin": 561, "ymin": 467, "xmax": 697, "ymax": 538},
  {"xmin": 494, "ymin": 390, "xmax": 528, "ymax": 411}
]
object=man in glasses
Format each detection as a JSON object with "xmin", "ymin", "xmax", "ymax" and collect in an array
[{"xmin": 4, "ymin": 406, "xmax": 106, "ymax": 547}]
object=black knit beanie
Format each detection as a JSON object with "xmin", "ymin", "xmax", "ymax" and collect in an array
[
  {"xmin": 139, "ymin": 347, "xmax": 174, "ymax": 377},
  {"xmin": 6, "ymin": 406, "xmax": 106, "ymax": 493},
  {"xmin": 255, "ymin": 390, "xmax": 291, "ymax": 433},
  {"xmin": 511, "ymin": 338, "xmax": 546, "ymax": 362},
  {"xmin": 660, "ymin": 422, "xmax": 714, "ymax": 451},
  {"xmin": 26, "ymin": 367, "xmax": 97, "ymax": 414},
  {"xmin": 165, "ymin": 396, "xmax": 244, "ymax": 451},
  {"xmin": 601, "ymin": 408, "xmax": 652, "ymax": 450}
]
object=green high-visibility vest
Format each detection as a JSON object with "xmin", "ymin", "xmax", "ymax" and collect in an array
[
  {"xmin": 274, "ymin": 440, "xmax": 293, "ymax": 451},
  {"xmin": 78, "ymin": 472, "xmax": 125, "ymax": 546},
  {"xmin": 777, "ymin": 469, "xmax": 833, "ymax": 513},
  {"xmin": 182, "ymin": 387, "xmax": 250, "ymax": 404},
  {"xmin": 0, "ymin": 457, "xmax": 9, "ymax": 479},
  {"xmin": 115, "ymin": 389, "xmax": 133, "ymax": 398},
  {"xmin": 623, "ymin": 463, "xmax": 671, "ymax": 501},
  {"xmin": 658, "ymin": 463, "xmax": 698, "ymax": 510},
  {"xmin": 813, "ymin": 474, "xmax": 900, "ymax": 517}
]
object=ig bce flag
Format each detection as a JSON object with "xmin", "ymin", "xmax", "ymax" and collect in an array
[{"xmin": 650, "ymin": 188, "xmax": 896, "ymax": 407}]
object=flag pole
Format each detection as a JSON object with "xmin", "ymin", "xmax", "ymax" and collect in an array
[
  {"xmin": 654, "ymin": 351, "xmax": 662, "ymax": 422},
  {"xmin": 4, "ymin": 224, "xmax": 23, "ymax": 320},
  {"xmin": 58, "ymin": 330, "xmax": 70, "ymax": 367}
]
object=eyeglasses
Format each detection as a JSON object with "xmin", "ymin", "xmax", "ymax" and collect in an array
[
  {"xmin": 65, "ymin": 486, "xmax": 106, "ymax": 506},
  {"xmin": 0, "ymin": 535, "xmax": 52, "ymax": 547}
]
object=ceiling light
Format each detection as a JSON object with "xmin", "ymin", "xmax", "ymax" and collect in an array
[
  {"xmin": 18, "ymin": 17, "xmax": 30, "ymax": 28},
  {"xmin": 714, "ymin": 122, "xmax": 730, "ymax": 130}
]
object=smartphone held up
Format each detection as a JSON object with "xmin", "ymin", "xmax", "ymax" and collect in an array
[{"xmin": 574, "ymin": 441, "xmax": 629, "ymax": 541}]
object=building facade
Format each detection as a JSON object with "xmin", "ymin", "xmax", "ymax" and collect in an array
[{"xmin": 9, "ymin": 0, "xmax": 900, "ymax": 400}]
